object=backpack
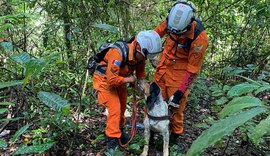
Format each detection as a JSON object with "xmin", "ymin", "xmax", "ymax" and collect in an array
[
  {"xmin": 167, "ymin": 18, "xmax": 205, "ymax": 52},
  {"xmin": 86, "ymin": 41, "xmax": 129, "ymax": 76}
]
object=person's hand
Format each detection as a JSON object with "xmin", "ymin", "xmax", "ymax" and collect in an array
[
  {"xmin": 124, "ymin": 76, "xmax": 136, "ymax": 83},
  {"xmin": 168, "ymin": 90, "xmax": 184, "ymax": 108}
]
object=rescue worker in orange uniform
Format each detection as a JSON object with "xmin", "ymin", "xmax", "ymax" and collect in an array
[
  {"xmin": 92, "ymin": 30, "xmax": 162, "ymax": 150},
  {"xmin": 152, "ymin": 0, "xmax": 208, "ymax": 148}
]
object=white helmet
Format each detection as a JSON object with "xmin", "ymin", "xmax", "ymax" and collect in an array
[
  {"xmin": 136, "ymin": 30, "xmax": 162, "ymax": 57},
  {"xmin": 167, "ymin": 1, "xmax": 196, "ymax": 35}
]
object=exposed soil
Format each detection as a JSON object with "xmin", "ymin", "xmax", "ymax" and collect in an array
[
  {"xmin": 1, "ymin": 90, "xmax": 269, "ymax": 156},
  {"xmin": 52, "ymin": 99, "xmax": 269, "ymax": 156}
]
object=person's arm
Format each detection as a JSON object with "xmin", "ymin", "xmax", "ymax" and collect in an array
[
  {"xmin": 106, "ymin": 48, "xmax": 124, "ymax": 87},
  {"xmin": 106, "ymin": 48, "xmax": 136, "ymax": 87},
  {"xmin": 169, "ymin": 31, "xmax": 209, "ymax": 107},
  {"xmin": 177, "ymin": 30, "xmax": 209, "ymax": 92},
  {"xmin": 186, "ymin": 31, "xmax": 209, "ymax": 74},
  {"xmin": 154, "ymin": 20, "xmax": 167, "ymax": 38},
  {"xmin": 106, "ymin": 48, "xmax": 135, "ymax": 86}
]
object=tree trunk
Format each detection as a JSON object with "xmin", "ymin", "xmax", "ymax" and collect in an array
[{"xmin": 62, "ymin": 0, "xmax": 73, "ymax": 67}]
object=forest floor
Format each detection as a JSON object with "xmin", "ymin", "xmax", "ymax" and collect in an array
[
  {"xmin": 1, "ymin": 90, "xmax": 269, "ymax": 156},
  {"xmin": 53, "ymin": 97, "xmax": 269, "ymax": 156}
]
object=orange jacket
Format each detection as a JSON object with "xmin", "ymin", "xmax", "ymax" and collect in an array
[
  {"xmin": 154, "ymin": 20, "xmax": 208, "ymax": 86},
  {"xmin": 93, "ymin": 44, "xmax": 145, "ymax": 92}
]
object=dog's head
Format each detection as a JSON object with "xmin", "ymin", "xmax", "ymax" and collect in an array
[
  {"xmin": 146, "ymin": 82, "xmax": 161, "ymax": 111},
  {"xmin": 137, "ymin": 79, "xmax": 150, "ymax": 97}
]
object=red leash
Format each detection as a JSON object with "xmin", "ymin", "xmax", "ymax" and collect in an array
[{"xmin": 118, "ymin": 88, "xmax": 137, "ymax": 148}]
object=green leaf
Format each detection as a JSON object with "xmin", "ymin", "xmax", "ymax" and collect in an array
[
  {"xmin": 38, "ymin": 91, "xmax": 69, "ymax": 112},
  {"xmin": 0, "ymin": 41, "xmax": 13, "ymax": 52},
  {"xmin": 227, "ymin": 83, "xmax": 260, "ymax": 98},
  {"xmin": 235, "ymin": 75, "xmax": 262, "ymax": 86},
  {"xmin": 93, "ymin": 23, "xmax": 118, "ymax": 33},
  {"xmin": 0, "ymin": 102, "xmax": 15, "ymax": 106},
  {"xmin": 211, "ymin": 105, "xmax": 223, "ymax": 112},
  {"xmin": 229, "ymin": 69, "xmax": 246, "ymax": 76},
  {"xmin": 194, "ymin": 123, "xmax": 210, "ymax": 129},
  {"xmin": 128, "ymin": 143, "xmax": 140, "ymax": 150},
  {"xmin": 223, "ymin": 85, "xmax": 231, "ymax": 92},
  {"xmin": 186, "ymin": 107, "xmax": 266, "ymax": 156},
  {"xmin": 211, "ymin": 91, "xmax": 224, "ymax": 97},
  {"xmin": 223, "ymin": 66, "xmax": 234, "ymax": 73},
  {"xmin": 0, "ymin": 96, "xmax": 7, "ymax": 99},
  {"xmin": 61, "ymin": 107, "xmax": 71, "ymax": 115},
  {"xmin": 250, "ymin": 115, "xmax": 270, "ymax": 145},
  {"xmin": 246, "ymin": 64, "xmax": 255, "ymax": 69},
  {"xmin": 11, "ymin": 124, "xmax": 30, "ymax": 144},
  {"xmin": 11, "ymin": 52, "xmax": 31, "ymax": 64},
  {"xmin": 0, "ymin": 108, "xmax": 8, "ymax": 114},
  {"xmin": 215, "ymin": 97, "xmax": 228, "ymax": 105},
  {"xmin": 255, "ymin": 85, "xmax": 270, "ymax": 95},
  {"xmin": 91, "ymin": 134, "xmax": 105, "ymax": 148},
  {"xmin": 0, "ymin": 139, "xmax": 7, "ymax": 148},
  {"xmin": 0, "ymin": 23, "xmax": 13, "ymax": 31},
  {"xmin": 22, "ymin": 53, "xmax": 57, "ymax": 88},
  {"xmin": 0, "ymin": 80, "xmax": 24, "ymax": 89},
  {"xmin": 13, "ymin": 142, "xmax": 55, "ymax": 155},
  {"xmin": 219, "ymin": 96, "xmax": 262, "ymax": 118},
  {"xmin": 0, "ymin": 12, "xmax": 38, "ymax": 21},
  {"xmin": 24, "ymin": 59, "xmax": 43, "ymax": 77},
  {"xmin": 23, "ymin": 58, "xmax": 46, "ymax": 88},
  {"xmin": 0, "ymin": 117, "xmax": 22, "ymax": 122}
]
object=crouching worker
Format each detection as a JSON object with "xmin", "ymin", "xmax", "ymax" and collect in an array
[{"xmin": 92, "ymin": 30, "xmax": 162, "ymax": 151}]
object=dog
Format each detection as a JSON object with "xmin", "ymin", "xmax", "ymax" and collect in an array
[{"xmin": 140, "ymin": 82, "xmax": 170, "ymax": 156}]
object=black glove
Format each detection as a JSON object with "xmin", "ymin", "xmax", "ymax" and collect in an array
[{"xmin": 169, "ymin": 90, "xmax": 184, "ymax": 108}]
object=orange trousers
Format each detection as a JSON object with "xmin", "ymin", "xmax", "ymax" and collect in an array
[
  {"xmin": 97, "ymin": 84, "xmax": 127, "ymax": 138},
  {"xmin": 154, "ymin": 75, "xmax": 189, "ymax": 134}
]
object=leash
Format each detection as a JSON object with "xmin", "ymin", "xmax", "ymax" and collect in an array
[{"xmin": 118, "ymin": 86, "xmax": 137, "ymax": 148}]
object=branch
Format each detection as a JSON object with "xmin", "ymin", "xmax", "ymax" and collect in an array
[{"xmin": 204, "ymin": 0, "xmax": 243, "ymax": 22}]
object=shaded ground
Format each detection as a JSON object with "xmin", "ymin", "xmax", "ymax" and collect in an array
[
  {"xmin": 54, "ymin": 98, "xmax": 269, "ymax": 156},
  {"xmin": 1, "ymin": 88, "xmax": 269, "ymax": 156}
]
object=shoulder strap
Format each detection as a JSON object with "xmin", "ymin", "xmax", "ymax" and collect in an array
[
  {"xmin": 95, "ymin": 41, "xmax": 129, "ymax": 65},
  {"xmin": 185, "ymin": 18, "xmax": 205, "ymax": 51},
  {"xmin": 194, "ymin": 18, "xmax": 205, "ymax": 36},
  {"xmin": 95, "ymin": 42, "xmax": 114, "ymax": 62},
  {"xmin": 110, "ymin": 41, "xmax": 129, "ymax": 65}
]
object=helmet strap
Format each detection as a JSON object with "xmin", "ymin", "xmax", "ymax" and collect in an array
[
  {"xmin": 134, "ymin": 42, "xmax": 147, "ymax": 60},
  {"xmin": 142, "ymin": 48, "xmax": 149, "ymax": 58},
  {"xmin": 185, "ymin": 17, "xmax": 195, "ymax": 31}
]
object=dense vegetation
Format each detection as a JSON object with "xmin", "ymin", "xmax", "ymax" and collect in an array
[{"xmin": 0, "ymin": 0, "xmax": 269, "ymax": 155}]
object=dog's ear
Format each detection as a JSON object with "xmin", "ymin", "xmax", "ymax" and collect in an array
[
  {"xmin": 146, "ymin": 82, "xmax": 160, "ymax": 110},
  {"xmin": 150, "ymin": 82, "xmax": 160, "ymax": 95}
]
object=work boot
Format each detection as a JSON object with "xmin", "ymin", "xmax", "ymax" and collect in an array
[
  {"xmin": 106, "ymin": 137, "xmax": 119, "ymax": 151},
  {"xmin": 120, "ymin": 128, "xmax": 130, "ymax": 144}
]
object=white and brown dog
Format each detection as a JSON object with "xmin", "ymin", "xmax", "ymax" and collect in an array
[{"xmin": 140, "ymin": 82, "xmax": 170, "ymax": 156}]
